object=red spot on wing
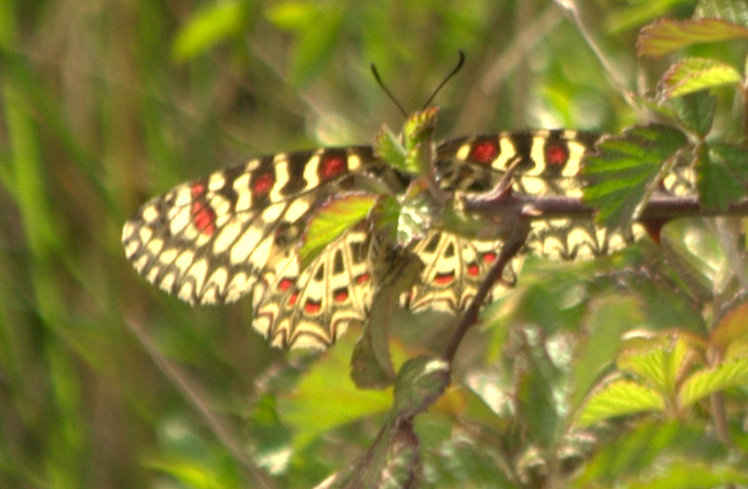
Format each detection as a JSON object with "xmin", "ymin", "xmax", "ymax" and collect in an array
[
  {"xmin": 304, "ymin": 299, "xmax": 321, "ymax": 314},
  {"xmin": 333, "ymin": 288, "xmax": 349, "ymax": 302},
  {"xmin": 546, "ymin": 143, "xmax": 569, "ymax": 166},
  {"xmin": 252, "ymin": 172, "xmax": 275, "ymax": 195},
  {"xmin": 468, "ymin": 139, "xmax": 499, "ymax": 165},
  {"xmin": 467, "ymin": 263, "xmax": 480, "ymax": 276},
  {"xmin": 190, "ymin": 201, "xmax": 216, "ymax": 235},
  {"xmin": 355, "ymin": 273, "xmax": 370, "ymax": 284},
  {"xmin": 288, "ymin": 291, "xmax": 299, "ymax": 306},
  {"xmin": 481, "ymin": 251, "xmax": 497, "ymax": 264},
  {"xmin": 278, "ymin": 278, "xmax": 294, "ymax": 291},
  {"xmin": 319, "ymin": 153, "xmax": 347, "ymax": 180},
  {"xmin": 434, "ymin": 272, "xmax": 455, "ymax": 284},
  {"xmin": 190, "ymin": 181, "xmax": 206, "ymax": 197}
]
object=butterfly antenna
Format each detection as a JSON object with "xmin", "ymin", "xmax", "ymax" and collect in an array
[
  {"xmin": 370, "ymin": 62, "xmax": 408, "ymax": 118},
  {"xmin": 421, "ymin": 50, "xmax": 465, "ymax": 109}
]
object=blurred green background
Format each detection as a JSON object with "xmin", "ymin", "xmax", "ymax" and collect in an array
[{"xmin": 0, "ymin": 0, "xmax": 722, "ymax": 488}]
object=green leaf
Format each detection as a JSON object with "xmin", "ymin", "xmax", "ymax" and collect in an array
[
  {"xmin": 571, "ymin": 294, "xmax": 645, "ymax": 410},
  {"xmin": 299, "ymin": 193, "xmax": 377, "ymax": 268},
  {"xmin": 582, "ymin": 124, "xmax": 687, "ymax": 229},
  {"xmin": 402, "ymin": 108, "xmax": 439, "ymax": 176},
  {"xmin": 350, "ymin": 327, "xmax": 396, "ymax": 390},
  {"xmin": 678, "ymin": 356, "xmax": 748, "ymax": 408},
  {"xmin": 658, "ymin": 57, "xmax": 742, "ymax": 99},
  {"xmin": 668, "ymin": 91, "xmax": 715, "ymax": 136},
  {"xmin": 402, "ymin": 108, "xmax": 438, "ymax": 153},
  {"xmin": 514, "ymin": 331, "xmax": 564, "ymax": 449},
  {"xmin": 573, "ymin": 421, "xmax": 726, "ymax": 487},
  {"xmin": 638, "ymin": 18, "xmax": 748, "ymax": 58},
  {"xmin": 374, "ymin": 126, "xmax": 407, "ymax": 172},
  {"xmin": 576, "ymin": 379, "xmax": 665, "ymax": 427},
  {"xmin": 709, "ymin": 142, "xmax": 748, "ymax": 179},
  {"xmin": 710, "ymin": 300, "xmax": 748, "ymax": 359},
  {"xmin": 697, "ymin": 144, "xmax": 746, "ymax": 212},
  {"xmin": 279, "ymin": 337, "xmax": 391, "ymax": 450},
  {"xmin": 392, "ymin": 356, "xmax": 450, "ymax": 420},
  {"xmin": 172, "ymin": 1, "xmax": 249, "ymax": 61},
  {"xmin": 351, "ymin": 252, "xmax": 423, "ymax": 390}
]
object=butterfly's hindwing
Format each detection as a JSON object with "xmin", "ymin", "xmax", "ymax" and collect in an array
[
  {"xmin": 122, "ymin": 146, "xmax": 394, "ymax": 349},
  {"xmin": 404, "ymin": 230, "xmax": 522, "ymax": 312},
  {"xmin": 253, "ymin": 227, "xmax": 379, "ymax": 349}
]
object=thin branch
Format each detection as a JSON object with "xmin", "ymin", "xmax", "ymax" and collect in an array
[{"xmin": 442, "ymin": 221, "xmax": 530, "ymax": 363}]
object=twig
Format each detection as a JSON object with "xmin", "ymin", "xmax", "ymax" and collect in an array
[
  {"xmin": 442, "ymin": 220, "xmax": 530, "ymax": 363},
  {"xmin": 126, "ymin": 320, "xmax": 276, "ymax": 489}
]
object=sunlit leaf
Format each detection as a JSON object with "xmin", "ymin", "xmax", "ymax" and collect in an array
[
  {"xmin": 279, "ymin": 337, "xmax": 391, "ymax": 449},
  {"xmin": 576, "ymin": 379, "xmax": 664, "ymax": 427},
  {"xmin": 658, "ymin": 57, "xmax": 741, "ymax": 99},
  {"xmin": 638, "ymin": 18, "xmax": 748, "ymax": 57},
  {"xmin": 617, "ymin": 334, "xmax": 700, "ymax": 394},
  {"xmin": 678, "ymin": 357, "xmax": 748, "ymax": 408},
  {"xmin": 299, "ymin": 193, "xmax": 377, "ymax": 268}
]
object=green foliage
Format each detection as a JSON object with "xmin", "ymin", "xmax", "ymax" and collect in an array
[{"xmin": 583, "ymin": 124, "xmax": 687, "ymax": 228}]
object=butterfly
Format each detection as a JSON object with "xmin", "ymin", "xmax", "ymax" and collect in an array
[{"xmin": 122, "ymin": 119, "xmax": 692, "ymax": 350}]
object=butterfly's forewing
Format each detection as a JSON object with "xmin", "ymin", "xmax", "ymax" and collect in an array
[
  {"xmin": 122, "ymin": 146, "xmax": 397, "ymax": 348},
  {"xmin": 436, "ymin": 130, "xmax": 650, "ymax": 260}
]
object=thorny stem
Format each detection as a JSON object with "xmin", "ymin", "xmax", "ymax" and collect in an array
[
  {"xmin": 743, "ymin": 79, "xmax": 748, "ymax": 144},
  {"xmin": 464, "ymin": 193, "xmax": 748, "ymax": 221}
]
